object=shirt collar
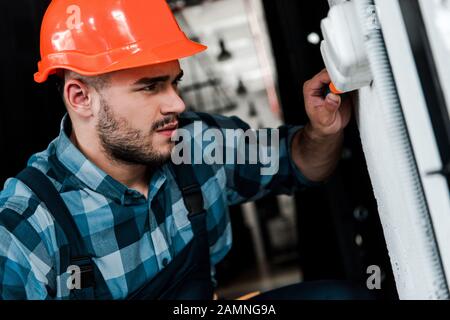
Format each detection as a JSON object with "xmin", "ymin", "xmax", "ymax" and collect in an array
[{"xmin": 54, "ymin": 114, "xmax": 167, "ymax": 203}]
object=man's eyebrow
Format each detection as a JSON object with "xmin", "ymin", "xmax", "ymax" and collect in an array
[{"xmin": 132, "ymin": 70, "xmax": 184, "ymax": 86}]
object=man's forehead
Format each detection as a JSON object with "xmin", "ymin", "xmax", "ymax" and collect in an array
[{"xmin": 110, "ymin": 60, "xmax": 182, "ymax": 83}]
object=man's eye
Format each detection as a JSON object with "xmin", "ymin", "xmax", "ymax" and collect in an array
[{"xmin": 142, "ymin": 85, "xmax": 157, "ymax": 92}]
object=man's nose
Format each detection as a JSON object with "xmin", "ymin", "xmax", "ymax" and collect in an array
[{"xmin": 160, "ymin": 88, "xmax": 186, "ymax": 115}]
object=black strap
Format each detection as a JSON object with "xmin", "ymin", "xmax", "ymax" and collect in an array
[
  {"xmin": 17, "ymin": 167, "xmax": 82, "ymax": 250},
  {"xmin": 16, "ymin": 167, "xmax": 95, "ymax": 290},
  {"xmin": 172, "ymin": 164, "xmax": 205, "ymax": 217}
]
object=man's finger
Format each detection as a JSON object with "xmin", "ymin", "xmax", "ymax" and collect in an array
[
  {"xmin": 308, "ymin": 69, "xmax": 331, "ymax": 91},
  {"xmin": 312, "ymin": 93, "xmax": 341, "ymax": 127}
]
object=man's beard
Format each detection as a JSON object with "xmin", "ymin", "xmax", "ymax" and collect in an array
[{"xmin": 96, "ymin": 98, "xmax": 177, "ymax": 168}]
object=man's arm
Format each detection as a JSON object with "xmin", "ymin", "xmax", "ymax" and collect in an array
[
  {"xmin": 291, "ymin": 69, "xmax": 352, "ymax": 182},
  {"xmin": 0, "ymin": 190, "xmax": 54, "ymax": 300},
  {"xmin": 180, "ymin": 69, "xmax": 350, "ymax": 205},
  {"xmin": 0, "ymin": 221, "xmax": 51, "ymax": 300}
]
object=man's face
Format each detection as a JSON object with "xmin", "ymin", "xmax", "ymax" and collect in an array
[{"xmin": 93, "ymin": 60, "xmax": 186, "ymax": 167}]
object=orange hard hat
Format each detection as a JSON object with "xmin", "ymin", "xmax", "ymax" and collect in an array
[{"xmin": 34, "ymin": 0, "xmax": 207, "ymax": 83}]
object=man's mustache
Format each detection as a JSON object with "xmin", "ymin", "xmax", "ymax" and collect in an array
[{"xmin": 152, "ymin": 115, "xmax": 179, "ymax": 131}]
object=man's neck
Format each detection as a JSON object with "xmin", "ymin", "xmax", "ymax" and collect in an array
[{"xmin": 70, "ymin": 130, "xmax": 150, "ymax": 198}]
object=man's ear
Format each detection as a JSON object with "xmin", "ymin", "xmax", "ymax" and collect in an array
[{"xmin": 64, "ymin": 79, "xmax": 94, "ymax": 118}]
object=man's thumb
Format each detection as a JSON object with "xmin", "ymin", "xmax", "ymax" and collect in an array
[
  {"xmin": 324, "ymin": 93, "xmax": 341, "ymax": 112},
  {"xmin": 314, "ymin": 93, "xmax": 341, "ymax": 126}
]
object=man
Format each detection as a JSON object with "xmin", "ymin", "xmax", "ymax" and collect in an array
[{"xmin": 0, "ymin": 0, "xmax": 351, "ymax": 299}]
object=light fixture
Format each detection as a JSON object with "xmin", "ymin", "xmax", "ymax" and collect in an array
[
  {"xmin": 248, "ymin": 101, "xmax": 257, "ymax": 118},
  {"xmin": 236, "ymin": 78, "xmax": 248, "ymax": 96},
  {"xmin": 217, "ymin": 38, "xmax": 232, "ymax": 62},
  {"xmin": 307, "ymin": 32, "xmax": 321, "ymax": 45}
]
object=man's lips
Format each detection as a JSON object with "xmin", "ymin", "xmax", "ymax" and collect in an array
[{"xmin": 156, "ymin": 122, "xmax": 178, "ymax": 137}]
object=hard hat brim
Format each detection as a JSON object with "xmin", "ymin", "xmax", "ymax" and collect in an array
[{"xmin": 34, "ymin": 38, "xmax": 207, "ymax": 83}]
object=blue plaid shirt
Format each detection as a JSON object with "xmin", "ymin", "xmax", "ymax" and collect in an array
[{"xmin": 0, "ymin": 112, "xmax": 313, "ymax": 300}]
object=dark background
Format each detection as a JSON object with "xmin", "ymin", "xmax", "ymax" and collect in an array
[{"xmin": 0, "ymin": 0, "xmax": 397, "ymax": 299}]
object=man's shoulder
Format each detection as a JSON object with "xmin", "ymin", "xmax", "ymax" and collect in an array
[
  {"xmin": 0, "ymin": 181, "xmax": 55, "ymax": 263},
  {"xmin": 0, "ymin": 152, "xmax": 56, "ymax": 233},
  {"xmin": 0, "ymin": 173, "xmax": 57, "ymax": 284},
  {"xmin": 0, "ymin": 177, "xmax": 50, "ymax": 226}
]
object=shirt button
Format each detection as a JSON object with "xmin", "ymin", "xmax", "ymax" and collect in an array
[{"xmin": 162, "ymin": 258, "xmax": 169, "ymax": 267}]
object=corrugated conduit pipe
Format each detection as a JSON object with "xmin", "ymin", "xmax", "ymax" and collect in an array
[{"xmin": 354, "ymin": 0, "xmax": 449, "ymax": 299}]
